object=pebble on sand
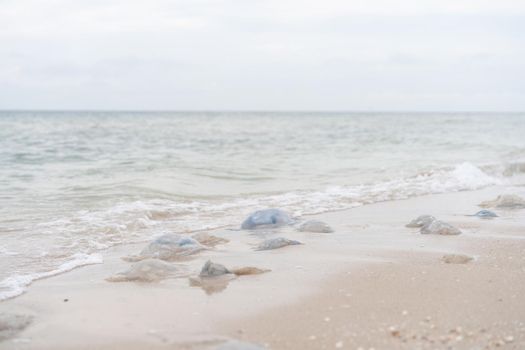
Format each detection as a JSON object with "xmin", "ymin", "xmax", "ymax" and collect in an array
[
  {"xmin": 124, "ymin": 234, "xmax": 205, "ymax": 262},
  {"xmin": 504, "ymin": 335, "xmax": 514, "ymax": 343},
  {"xmin": 298, "ymin": 220, "xmax": 334, "ymax": 233},
  {"xmin": 479, "ymin": 194, "xmax": 525, "ymax": 209},
  {"xmin": 241, "ymin": 209, "xmax": 293, "ymax": 229},
  {"xmin": 106, "ymin": 259, "xmax": 184, "ymax": 282},
  {"xmin": 420, "ymin": 220, "xmax": 461, "ymax": 235},
  {"xmin": 389, "ymin": 326, "xmax": 401, "ymax": 337},
  {"xmin": 256, "ymin": 237, "xmax": 302, "ymax": 251},
  {"xmin": 406, "ymin": 215, "xmax": 436, "ymax": 228},
  {"xmin": 442, "ymin": 254, "xmax": 474, "ymax": 264}
]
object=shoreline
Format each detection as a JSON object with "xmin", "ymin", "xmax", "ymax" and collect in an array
[
  {"xmin": 2, "ymin": 185, "xmax": 525, "ymax": 349},
  {"xmin": 0, "ymin": 160, "xmax": 515, "ymax": 304}
]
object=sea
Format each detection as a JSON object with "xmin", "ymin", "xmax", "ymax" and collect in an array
[{"xmin": 1, "ymin": 111, "xmax": 524, "ymax": 300}]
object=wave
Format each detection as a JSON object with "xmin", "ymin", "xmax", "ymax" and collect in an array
[
  {"xmin": 502, "ymin": 161, "xmax": 525, "ymax": 176},
  {"xmin": 0, "ymin": 162, "xmax": 502, "ymax": 301},
  {"xmin": 0, "ymin": 253, "xmax": 103, "ymax": 301},
  {"xmin": 247, "ymin": 162, "xmax": 502, "ymax": 215}
]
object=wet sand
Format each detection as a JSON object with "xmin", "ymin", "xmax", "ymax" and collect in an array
[
  {"xmin": 2, "ymin": 186, "xmax": 525, "ymax": 349},
  {"xmin": 227, "ymin": 240, "xmax": 525, "ymax": 350}
]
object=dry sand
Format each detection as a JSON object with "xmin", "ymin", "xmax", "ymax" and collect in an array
[{"xmin": 1, "ymin": 185, "xmax": 524, "ymax": 349}]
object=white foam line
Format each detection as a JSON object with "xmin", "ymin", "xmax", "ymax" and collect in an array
[{"xmin": 0, "ymin": 253, "xmax": 103, "ymax": 301}]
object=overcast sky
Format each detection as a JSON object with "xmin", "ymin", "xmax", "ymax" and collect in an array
[{"xmin": 0, "ymin": 0, "xmax": 524, "ymax": 111}]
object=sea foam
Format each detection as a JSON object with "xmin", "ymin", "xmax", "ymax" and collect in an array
[
  {"xmin": 0, "ymin": 253, "xmax": 102, "ymax": 301},
  {"xmin": 0, "ymin": 163, "xmax": 501, "ymax": 301}
]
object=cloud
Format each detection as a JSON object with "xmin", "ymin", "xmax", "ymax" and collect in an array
[{"xmin": 0, "ymin": 0, "xmax": 524, "ymax": 110}]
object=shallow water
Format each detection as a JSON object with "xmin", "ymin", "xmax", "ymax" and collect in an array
[{"xmin": 1, "ymin": 111, "xmax": 524, "ymax": 300}]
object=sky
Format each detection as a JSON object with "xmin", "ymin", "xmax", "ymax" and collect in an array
[{"xmin": 0, "ymin": 0, "xmax": 524, "ymax": 111}]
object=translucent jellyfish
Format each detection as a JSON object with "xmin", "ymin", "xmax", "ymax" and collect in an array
[
  {"xmin": 190, "ymin": 261, "xmax": 270, "ymax": 295},
  {"xmin": 406, "ymin": 215, "xmax": 436, "ymax": 228},
  {"xmin": 479, "ymin": 194, "xmax": 525, "ymax": 209},
  {"xmin": 256, "ymin": 237, "xmax": 302, "ymax": 251},
  {"xmin": 231, "ymin": 266, "xmax": 270, "ymax": 276},
  {"xmin": 241, "ymin": 209, "xmax": 293, "ymax": 230},
  {"xmin": 200, "ymin": 260, "xmax": 231, "ymax": 277},
  {"xmin": 124, "ymin": 234, "xmax": 205, "ymax": 262},
  {"xmin": 107, "ymin": 259, "xmax": 185, "ymax": 282},
  {"xmin": 298, "ymin": 220, "xmax": 333, "ymax": 233},
  {"xmin": 189, "ymin": 275, "xmax": 234, "ymax": 295},
  {"xmin": 468, "ymin": 210, "xmax": 498, "ymax": 218},
  {"xmin": 442, "ymin": 254, "xmax": 473, "ymax": 264},
  {"xmin": 420, "ymin": 220, "xmax": 461, "ymax": 235},
  {"xmin": 189, "ymin": 260, "xmax": 234, "ymax": 294}
]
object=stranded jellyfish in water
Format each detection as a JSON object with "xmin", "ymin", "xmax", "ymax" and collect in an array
[
  {"xmin": 107, "ymin": 259, "xmax": 186, "ymax": 282},
  {"xmin": 256, "ymin": 237, "xmax": 302, "ymax": 251},
  {"xmin": 124, "ymin": 234, "xmax": 205, "ymax": 262},
  {"xmin": 298, "ymin": 220, "xmax": 333, "ymax": 233},
  {"xmin": 241, "ymin": 209, "xmax": 294, "ymax": 230}
]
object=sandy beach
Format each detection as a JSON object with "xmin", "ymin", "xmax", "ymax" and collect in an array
[
  {"xmin": 2, "ymin": 0, "xmax": 525, "ymax": 348},
  {"xmin": 2, "ymin": 184, "xmax": 524, "ymax": 350}
]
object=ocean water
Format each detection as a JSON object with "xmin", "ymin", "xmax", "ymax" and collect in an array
[{"xmin": 1, "ymin": 111, "xmax": 524, "ymax": 300}]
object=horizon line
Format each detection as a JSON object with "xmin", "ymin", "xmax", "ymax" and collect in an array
[{"xmin": 0, "ymin": 109, "xmax": 524, "ymax": 114}]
